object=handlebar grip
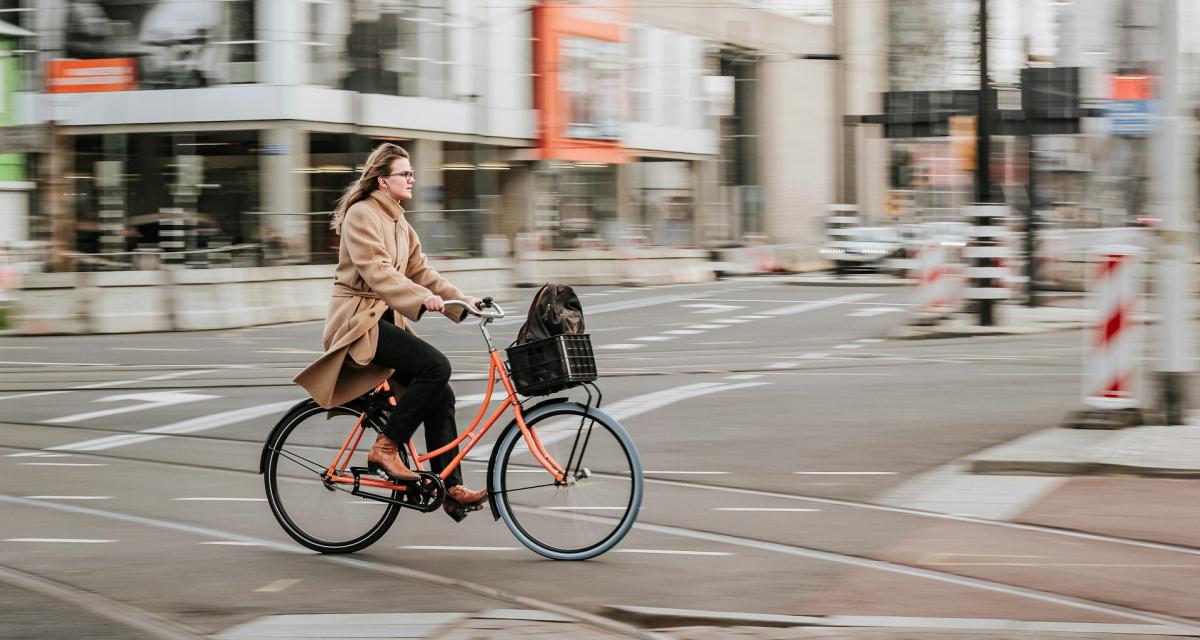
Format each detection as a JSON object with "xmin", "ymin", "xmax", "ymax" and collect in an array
[{"xmin": 481, "ymin": 296, "xmax": 494, "ymax": 308}]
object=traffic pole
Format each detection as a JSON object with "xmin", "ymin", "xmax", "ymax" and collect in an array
[{"xmin": 1153, "ymin": 0, "xmax": 1194, "ymax": 425}]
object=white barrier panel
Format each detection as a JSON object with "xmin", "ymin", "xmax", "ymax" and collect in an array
[
  {"xmin": 912, "ymin": 242, "xmax": 962, "ymax": 317},
  {"xmin": 1084, "ymin": 246, "xmax": 1143, "ymax": 409}
]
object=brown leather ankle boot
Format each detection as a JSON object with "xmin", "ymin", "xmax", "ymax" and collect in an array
[
  {"xmin": 443, "ymin": 485, "xmax": 488, "ymax": 522},
  {"xmin": 367, "ymin": 433, "xmax": 420, "ymax": 483}
]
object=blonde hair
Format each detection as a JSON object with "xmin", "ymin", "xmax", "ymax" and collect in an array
[{"xmin": 331, "ymin": 143, "xmax": 410, "ymax": 234}]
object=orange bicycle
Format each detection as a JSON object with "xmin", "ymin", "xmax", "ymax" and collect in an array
[{"xmin": 260, "ymin": 298, "xmax": 643, "ymax": 560}]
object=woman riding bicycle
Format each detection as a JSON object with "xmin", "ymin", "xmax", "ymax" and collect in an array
[{"xmin": 294, "ymin": 143, "xmax": 488, "ymax": 520}]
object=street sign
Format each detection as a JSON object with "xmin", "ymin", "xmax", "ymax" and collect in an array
[
  {"xmin": 0, "ymin": 124, "xmax": 49, "ymax": 153},
  {"xmin": 1106, "ymin": 99, "xmax": 1156, "ymax": 136}
]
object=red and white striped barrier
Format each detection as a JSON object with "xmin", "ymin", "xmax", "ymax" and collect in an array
[
  {"xmin": 1084, "ymin": 246, "xmax": 1143, "ymax": 409},
  {"xmin": 912, "ymin": 241, "xmax": 961, "ymax": 317}
]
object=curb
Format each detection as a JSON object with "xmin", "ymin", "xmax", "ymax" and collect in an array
[{"xmin": 970, "ymin": 458, "xmax": 1200, "ymax": 479}]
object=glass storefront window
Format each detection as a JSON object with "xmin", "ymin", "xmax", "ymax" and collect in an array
[{"xmin": 69, "ymin": 131, "xmax": 261, "ymax": 269}]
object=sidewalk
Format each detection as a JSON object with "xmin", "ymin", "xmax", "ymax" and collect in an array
[
  {"xmin": 969, "ymin": 423, "xmax": 1200, "ymax": 478},
  {"xmin": 889, "ymin": 304, "xmax": 1099, "ymax": 339}
]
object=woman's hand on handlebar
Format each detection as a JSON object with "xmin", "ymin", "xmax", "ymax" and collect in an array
[{"xmin": 423, "ymin": 295, "xmax": 446, "ymax": 312}]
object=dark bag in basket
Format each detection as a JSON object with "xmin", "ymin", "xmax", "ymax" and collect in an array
[
  {"xmin": 514, "ymin": 283, "xmax": 584, "ymax": 345},
  {"xmin": 507, "ymin": 283, "xmax": 595, "ymax": 396}
]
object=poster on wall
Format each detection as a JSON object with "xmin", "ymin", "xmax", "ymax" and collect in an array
[
  {"xmin": 561, "ymin": 37, "xmax": 622, "ymax": 140},
  {"xmin": 62, "ymin": 0, "xmax": 253, "ymax": 89}
]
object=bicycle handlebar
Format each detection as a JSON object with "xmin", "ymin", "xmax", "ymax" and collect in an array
[{"xmin": 445, "ymin": 298, "xmax": 505, "ymax": 320}]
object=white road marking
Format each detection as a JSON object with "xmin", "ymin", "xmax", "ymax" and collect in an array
[
  {"xmin": 400, "ymin": 545, "xmax": 518, "ymax": 552},
  {"xmin": 0, "ymin": 369, "xmax": 216, "ymax": 402},
  {"xmin": 541, "ymin": 506, "xmax": 628, "ymax": 511},
  {"xmin": 455, "ymin": 393, "xmax": 488, "ymax": 408},
  {"xmin": 0, "ymin": 360, "xmax": 115, "ymax": 366},
  {"xmin": 858, "ymin": 338, "xmax": 885, "ymax": 343},
  {"xmin": 112, "ymin": 347, "xmax": 198, "ymax": 352},
  {"xmin": 687, "ymin": 324, "xmax": 725, "ymax": 330},
  {"xmin": 4, "ymin": 538, "xmax": 115, "ymax": 544},
  {"xmin": 766, "ymin": 293, "xmax": 883, "ymax": 316},
  {"xmin": 614, "ymin": 549, "xmax": 733, "ymax": 556},
  {"xmin": 644, "ymin": 471, "xmax": 730, "ymax": 475},
  {"xmin": 794, "ymin": 471, "xmax": 897, "ymax": 475},
  {"xmin": 766, "ymin": 362, "xmax": 799, "ymax": 369},
  {"xmin": 255, "ymin": 579, "xmax": 301, "ymax": 593},
  {"xmin": 18, "ymin": 462, "xmax": 108, "ymax": 467},
  {"xmin": 49, "ymin": 399, "xmax": 300, "ymax": 452},
  {"xmin": 847, "ymin": 307, "xmax": 903, "ymax": 317},
  {"xmin": 737, "ymin": 315, "xmax": 770, "ymax": 320},
  {"xmin": 449, "ymin": 373, "xmax": 490, "ymax": 381},
  {"xmin": 832, "ymin": 344, "xmax": 863, "ymax": 350},
  {"xmin": 43, "ymin": 390, "xmax": 220, "ymax": 424},
  {"xmin": 664, "ymin": 330, "xmax": 703, "ymax": 335},
  {"xmin": 632, "ymin": 336, "xmax": 675, "ymax": 342},
  {"xmin": 713, "ymin": 508, "xmax": 819, "ymax": 512},
  {"xmin": 682, "ymin": 303, "xmax": 745, "ymax": 314},
  {"xmin": 724, "ymin": 374, "xmax": 763, "ymax": 380},
  {"xmin": 6, "ymin": 452, "xmax": 71, "ymax": 458},
  {"xmin": 23, "ymin": 496, "xmax": 111, "ymax": 501},
  {"xmin": 587, "ymin": 292, "xmax": 710, "ymax": 315},
  {"xmin": 254, "ymin": 347, "xmax": 323, "ymax": 355},
  {"xmin": 596, "ymin": 343, "xmax": 645, "ymax": 350},
  {"xmin": 200, "ymin": 541, "xmax": 265, "ymax": 546},
  {"xmin": 799, "ymin": 352, "xmax": 830, "ymax": 359},
  {"xmin": 474, "ymin": 381, "xmax": 770, "ymax": 461},
  {"xmin": 172, "ymin": 497, "xmax": 267, "ymax": 502},
  {"xmin": 713, "ymin": 318, "xmax": 752, "ymax": 324}
]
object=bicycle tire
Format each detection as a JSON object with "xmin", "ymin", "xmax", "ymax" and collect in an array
[
  {"xmin": 490, "ymin": 402, "xmax": 642, "ymax": 560},
  {"xmin": 263, "ymin": 400, "xmax": 401, "ymax": 554}
]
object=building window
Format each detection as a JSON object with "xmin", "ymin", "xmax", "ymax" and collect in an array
[{"xmin": 561, "ymin": 36, "xmax": 622, "ymax": 140}]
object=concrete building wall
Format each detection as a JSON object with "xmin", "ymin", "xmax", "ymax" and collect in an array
[{"xmin": 634, "ymin": 2, "xmax": 837, "ymax": 247}]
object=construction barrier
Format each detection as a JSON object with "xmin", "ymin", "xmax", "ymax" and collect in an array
[
  {"xmin": 911, "ymin": 241, "xmax": 962, "ymax": 319},
  {"xmin": 963, "ymin": 204, "xmax": 1012, "ymax": 312},
  {"xmin": 1083, "ymin": 246, "xmax": 1143, "ymax": 409}
]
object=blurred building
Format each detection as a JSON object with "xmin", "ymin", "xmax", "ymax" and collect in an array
[
  {"xmin": 2, "ymin": 0, "xmax": 844, "ymax": 271},
  {"xmin": 878, "ymin": 0, "xmax": 1200, "ymax": 229}
]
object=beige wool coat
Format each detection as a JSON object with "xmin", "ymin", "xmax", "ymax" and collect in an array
[{"xmin": 294, "ymin": 190, "xmax": 469, "ymax": 408}]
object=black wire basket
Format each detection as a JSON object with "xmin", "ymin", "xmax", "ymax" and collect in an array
[{"xmin": 506, "ymin": 334, "xmax": 598, "ymax": 396}]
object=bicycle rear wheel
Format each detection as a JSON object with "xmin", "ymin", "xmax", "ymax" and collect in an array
[
  {"xmin": 263, "ymin": 401, "xmax": 401, "ymax": 554},
  {"xmin": 491, "ymin": 403, "xmax": 642, "ymax": 560}
]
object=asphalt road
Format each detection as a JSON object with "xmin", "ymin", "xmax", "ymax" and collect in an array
[{"xmin": 1, "ymin": 277, "xmax": 1197, "ymax": 639}]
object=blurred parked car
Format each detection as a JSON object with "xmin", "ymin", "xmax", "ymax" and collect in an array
[{"xmin": 820, "ymin": 226, "xmax": 903, "ymax": 274}]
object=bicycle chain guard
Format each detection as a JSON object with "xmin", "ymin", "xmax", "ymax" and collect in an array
[{"xmin": 348, "ymin": 467, "xmax": 446, "ymax": 513}]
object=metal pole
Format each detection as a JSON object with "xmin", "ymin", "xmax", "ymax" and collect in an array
[
  {"xmin": 1024, "ymin": 72, "xmax": 1039, "ymax": 307},
  {"xmin": 1153, "ymin": 0, "xmax": 1193, "ymax": 424},
  {"xmin": 976, "ymin": 0, "xmax": 995, "ymax": 325}
]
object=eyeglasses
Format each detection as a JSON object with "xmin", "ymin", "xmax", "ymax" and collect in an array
[{"xmin": 385, "ymin": 171, "xmax": 415, "ymax": 181}]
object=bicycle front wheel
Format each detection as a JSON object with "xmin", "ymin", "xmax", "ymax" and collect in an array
[
  {"xmin": 263, "ymin": 401, "xmax": 401, "ymax": 554},
  {"xmin": 491, "ymin": 403, "xmax": 642, "ymax": 560}
]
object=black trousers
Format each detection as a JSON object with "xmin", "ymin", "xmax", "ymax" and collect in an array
[{"xmin": 370, "ymin": 313, "xmax": 463, "ymax": 487}]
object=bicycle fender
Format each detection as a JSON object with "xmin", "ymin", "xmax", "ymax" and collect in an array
[
  {"xmin": 485, "ymin": 398, "xmax": 619, "ymax": 521},
  {"xmin": 258, "ymin": 398, "xmax": 321, "ymax": 474}
]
